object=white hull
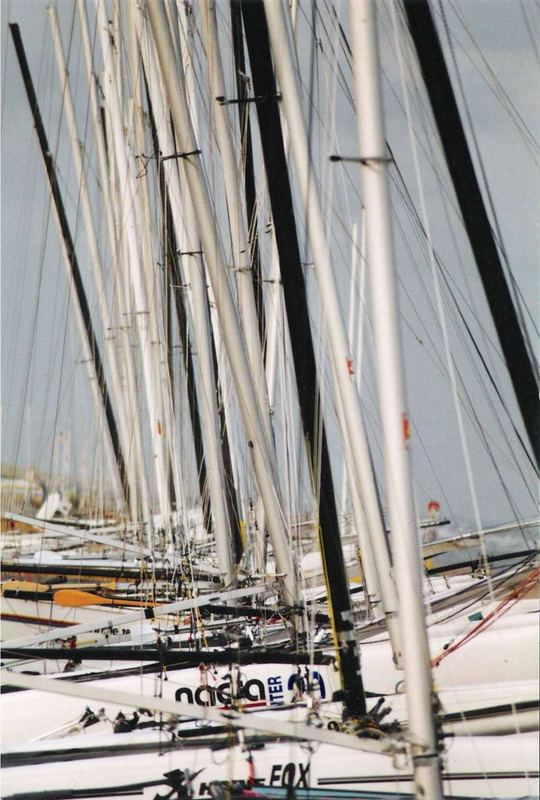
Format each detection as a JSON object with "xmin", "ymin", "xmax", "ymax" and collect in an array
[
  {"xmin": 2, "ymin": 658, "xmax": 538, "ymax": 743},
  {"xmin": 2, "ymin": 733, "xmax": 538, "ymax": 798}
]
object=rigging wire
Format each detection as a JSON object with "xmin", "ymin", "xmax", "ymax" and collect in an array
[
  {"xmin": 392, "ymin": 170, "xmax": 537, "ymax": 547},
  {"xmin": 72, "ymin": 5, "xmax": 119, "ymax": 523},
  {"xmin": 519, "ymin": 0, "xmax": 540, "ymax": 70},
  {"xmin": 438, "ymin": 0, "xmax": 539, "ymax": 382},
  {"xmin": 1, "ymin": 0, "xmax": 11, "ymax": 123},
  {"xmin": 396, "ymin": 0, "xmax": 537, "ymax": 535},
  {"xmin": 431, "ymin": 566, "xmax": 539, "ymax": 667},
  {"xmin": 2, "ymin": 47, "xmax": 45, "ymax": 490},
  {"xmin": 444, "ymin": 0, "xmax": 540, "ymax": 163},
  {"xmin": 384, "ymin": 199, "xmax": 522, "ymax": 526},
  {"xmin": 378, "ymin": 1, "xmax": 540, "ymax": 359},
  {"xmin": 445, "ymin": 342, "xmax": 537, "ymax": 520},
  {"xmin": 7, "ymin": 21, "xmax": 67, "ymax": 522},
  {"xmin": 44, "ymin": 1, "xmax": 103, "ymax": 522},
  {"xmin": 389, "ymin": 1, "xmax": 495, "ymax": 599},
  {"xmin": 390, "ymin": 154, "xmax": 539, "ymax": 480}
]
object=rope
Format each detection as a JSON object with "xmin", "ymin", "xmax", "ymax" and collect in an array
[{"xmin": 431, "ymin": 566, "xmax": 539, "ymax": 667}]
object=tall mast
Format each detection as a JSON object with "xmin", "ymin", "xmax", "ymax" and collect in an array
[
  {"xmin": 201, "ymin": 0, "xmax": 272, "ymax": 446},
  {"xmin": 76, "ymin": 0, "xmax": 153, "ymax": 533},
  {"xmin": 97, "ymin": 0, "xmax": 173, "ymax": 530},
  {"xmin": 205, "ymin": 289, "xmax": 245, "ymax": 565},
  {"xmin": 124, "ymin": 0, "xmax": 184, "ymax": 524},
  {"xmin": 138, "ymin": 11, "xmax": 235, "ymax": 582},
  {"xmin": 404, "ymin": 0, "xmax": 539, "ymax": 468},
  {"xmin": 260, "ymin": 0, "xmax": 402, "ymax": 663},
  {"xmin": 9, "ymin": 23, "xmax": 129, "ymax": 511},
  {"xmin": 146, "ymin": 0, "xmax": 298, "ymax": 607},
  {"xmin": 229, "ymin": 0, "xmax": 266, "ymax": 344},
  {"xmin": 48, "ymin": 7, "xmax": 139, "ymax": 521},
  {"xmin": 179, "ymin": 210, "xmax": 236, "ymax": 583},
  {"xmin": 349, "ymin": 2, "xmax": 443, "ymax": 797},
  {"xmin": 177, "ymin": 0, "xmax": 244, "ymax": 565},
  {"xmin": 203, "ymin": 0, "xmax": 278, "ymax": 565},
  {"xmin": 144, "ymin": 78, "xmax": 212, "ymax": 536},
  {"xmin": 240, "ymin": 0, "xmax": 366, "ymax": 716}
]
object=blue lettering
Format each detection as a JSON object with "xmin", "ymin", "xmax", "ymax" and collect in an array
[{"xmin": 267, "ymin": 676, "xmax": 284, "ymax": 704}]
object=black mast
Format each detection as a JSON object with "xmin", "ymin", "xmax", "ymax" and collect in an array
[
  {"xmin": 9, "ymin": 23, "xmax": 130, "ymax": 508},
  {"xmin": 239, "ymin": 0, "xmax": 367, "ymax": 717},
  {"xmin": 404, "ymin": 0, "xmax": 540, "ymax": 467}
]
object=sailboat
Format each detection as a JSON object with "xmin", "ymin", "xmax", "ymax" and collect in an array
[{"xmin": 1, "ymin": 0, "xmax": 538, "ymax": 798}]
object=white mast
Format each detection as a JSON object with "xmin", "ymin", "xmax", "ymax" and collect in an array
[
  {"xmin": 138, "ymin": 11, "xmax": 235, "ymax": 583},
  {"xmin": 97, "ymin": 0, "xmax": 172, "ymax": 533},
  {"xmin": 349, "ymin": 2, "xmax": 443, "ymax": 797},
  {"xmin": 145, "ymin": 0, "xmax": 298, "ymax": 606},
  {"xmin": 263, "ymin": 0, "xmax": 402, "ymax": 661},
  {"xmin": 338, "ymin": 219, "xmax": 379, "ymax": 602},
  {"xmin": 48, "ymin": 7, "xmax": 141, "ymax": 522},
  {"xmin": 123, "ymin": 0, "xmax": 186, "ymax": 532},
  {"xmin": 180, "ymin": 208, "xmax": 236, "ymax": 583},
  {"xmin": 201, "ymin": 0, "xmax": 280, "ymax": 575},
  {"xmin": 76, "ymin": 0, "xmax": 154, "ymax": 535},
  {"xmin": 200, "ymin": 0, "xmax": 271, "ymax": 436}
]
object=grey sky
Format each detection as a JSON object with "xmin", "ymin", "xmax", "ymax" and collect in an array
[{"xmin": 1, "ymin": 1, "xmax": 538, "ymax": 530}]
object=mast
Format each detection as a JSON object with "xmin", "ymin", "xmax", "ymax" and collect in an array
[
  {"xmin": 76, "ymin": 0, "xmax": 154, "ymax": 534},
  {"xmin": 97, "ymin": 0, "xmax": 175, "ymax": 533},
  {"xmin": 203, "ymin": 0, "xmax": 279, "ymax": 565},
  {"xmin": 144, "ymin": 78, "xmax": 212, "ymax": 535},
  {"xmin": 260, "ymin": 0, "xmax": 403, "ymax": 664},
  {"xmin": 9, "ymin": 23, "xmax": 129, "ymax": 511},
  {"xmin": 177, "ymin": 0, "xmax": 245, "ymax": 566},
  {"xmin": 404, "ymin": 0, "xmax": 539, "ymax": 468},
  {"xmin": 206, "ymin": 293, "xmax": 245, "ymax": 565},
  {"xmin": 240, "ymin": 0, "xmax": 367, "ymax": 717},
  {"xmin": 349, "ymin": 2, "xmax": 443, "ymax": 796},
  {"xmin": 201, "ymin": 0, "xmax": 272, "ymax": 446},
  {"xmin": 48, "ymin": 7, "xmax": 140, "ymax": 521},
  {"xmin": 124, "ymin": 0, "xmax": 185, "ymax": 526},
  {"xmin": 229, "ymin": 0, "xmax": 266, "ymax": 344},
  {"xmin": 138, "ymin": 12, "xmax": 236, "ymax": 583},
  {"xmin": 146, "ymin": 0, "xmax": 299, "ymax": 608}
]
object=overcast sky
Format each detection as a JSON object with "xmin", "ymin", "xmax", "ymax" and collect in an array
[{"xmin": 1, "ymin": 1, "xmax": 539, "ymax": 531}]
